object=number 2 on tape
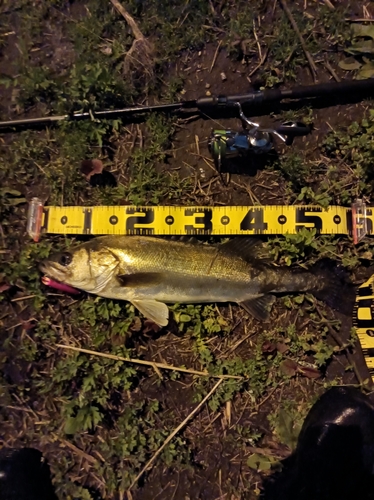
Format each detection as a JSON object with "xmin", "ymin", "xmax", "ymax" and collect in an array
[{"xmin": 125, "ymin": 207, "xmax": 155, "ymax": 234}]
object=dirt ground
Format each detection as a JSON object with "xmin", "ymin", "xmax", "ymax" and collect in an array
[{"xmin": 2, "ymin": 1, "xmax": 374, "ymax": 499}]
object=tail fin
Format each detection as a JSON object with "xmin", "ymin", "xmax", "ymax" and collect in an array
[{"xmin": 310, "ymin": 259, "xmax": 356, "ymax": 315}]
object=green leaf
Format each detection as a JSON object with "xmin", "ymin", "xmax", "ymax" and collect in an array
[
  {"xmin": 338, "ymin": 57, "xmax": 362, "ymax": 71},
  {"xmin": 0, "ymin": 188, "xmax": 23, "ymax": 197},
  {"xmin": 345, "ymin": 39, "xmax": 374, "ymax": 55},
  {"xmin": 247, "ymin": 453, "xmax": 278, "ymax": 471},
  {"xmin": 64, "ymin": 416, "xmax": 80, "ymax": 435},
  {"xmin": 352, "ymin": 23, "xmax": 374, "ymax": 40},
  {"xmin": 293, "ymin": 294, "xmax": 305, "ymax": 304},
  {"xmin": 357, "ymin": 62, "xmax": 374, "ymax": 79},
  {"xmin": 0, "ymin": 74, "xmax": 13, "ymax": 87},
  {"xmin": 7, "ymin": 197, "xmax": 27, "ymax": 206},
  {"xmin": 0, "ymin": 188, "xmax": 27, "ymax": 205},
  {"xmin": 179, "ymin": 314, "xmax": 191, "ymax": 323},
  {"xmin": 274, "ymin": 409, "xmax": 300, "ymax": 450}
]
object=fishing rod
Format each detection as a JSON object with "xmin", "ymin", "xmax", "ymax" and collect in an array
[{"xmin": 1, "ymin": 77, "xmax": 374, "ymax": 131}]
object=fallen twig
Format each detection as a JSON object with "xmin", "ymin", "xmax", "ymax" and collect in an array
[
  {"xmin": 253, "ymin": 19, "xmax": 262, "ymax": 63},
  {"xmin": 110, "ymin": 0, "xmax": 143, "ymax": 39},
  {"xmin": 346, "ymin": 18, "xmax": 374, "ymax": 22},
  {"xmin": 225, "ymin": 328, "xmax": 257, "ymax": 355},
  {"xmin": 324, "ymin": 56, "xmax": 340, "ymax": 82},
  {"xmin": 210, "ymin": 40, "xmax": 222, "ymax": 72},
  {"xmin": 109, "ymin": 0, "xmax": 154, "ymax": 81},
  {"xmin": 249, "ymin": 47, "xmax": 269, "ymax": 78},
  {"xmin": 56, "ymin": 344, "xmax": 243, "ymax": 380},
  {"xmin": 58, "ymin": 438, "xmax": 98, "ymax": 464},
  {"xmin": 278, "ymin": 0, "xmax": 317, "ymax": 81},
  {"xmin": 248, "ymin": 19, "xmax": 269, "ymax": 78},
  {"xmin": 323, "ymin": 0, "xmax": 335, "ymax": 9},
  {"xmin": 128, "ymin": 378, "xmax": 224, "ymax": 490}
]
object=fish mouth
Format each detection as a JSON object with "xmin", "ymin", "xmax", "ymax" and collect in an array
[
  {"xmin": 39, "ymin": 260, "xmax": 66, "ymax": 280},
  {"xmin": 39, "ymin": 261, "xmax": 80, "ymax": 295}
]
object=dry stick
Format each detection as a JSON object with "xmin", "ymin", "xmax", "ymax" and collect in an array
[
  {"xmin": 248, "ymin": 19, "xmax": 269, "ymax": 78},
  {"xmin": 252, "ymin": 19, "xmax": 262, "ymax": 62},
  {"xmin": 128, "ymin": 378, "xmax": 224, "ymax": 490},
  {"xmin": 56, "ymin": 344, "xmax": 243, "ymax": 380},
  {"xmin": 210, "ymin": 39, "xmax": 222, "ymax": 72},
  {"xmin": 10, "ymin": 295, "xmax": 37, "ymax": 302},
  {"xmin": 323, "ymin": 0, "xmax": 335, "ymax": 9},
  {"xmin": 225, "ymin": 329, "xmax": 258, "ymax": 355},
  {"xmin": 59, "ymin": 439, "xmax": 98, "ymax": 465},
  {"xmin": 109, "ymin": 0, "xmax": 143, "ymax": 40},
  {"xmin": 346, "ymin": 18, "xmax": 374, "ymax": 23},
  {"xmin": 248, "ymin": 48, "xmax": 269, "ymax": 78},
  {"xmin": 278, "ymin": 0, "xmax": 318, "ymax": 81},
  {"xmin": 109, "ymin": 0, "xmax": 154, "ymax": 79},
  {"xmin": 324, "ymin": 56, "xmax": 340, "ymax": 82}
]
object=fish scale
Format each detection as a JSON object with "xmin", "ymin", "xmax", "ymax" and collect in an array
[{"xmin": 109, "ymin": 238, "xmax": 250, "ymax": 281}]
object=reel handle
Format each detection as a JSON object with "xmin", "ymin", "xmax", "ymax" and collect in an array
[{"xmin": 274, "ymin": 121, "xmax": 312, "ymax": 145}]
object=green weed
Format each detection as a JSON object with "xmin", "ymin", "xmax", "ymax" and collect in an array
[
  {"xmin": 265, "ymin": 228, "xmax": 338, "ymax": 266},
  {"xmin": 275, "ymin": 151, "xmax": 312, "ymax": 193},
  {"xmin": 318, "ymin": 5, "xmax": 350, "ymax": 45},
  {"xmin": 322, "ymin": 109, "xmax": 374, "ymax": 199},
  {"xmin": 264, "ymin": 11, "xmax": 317, "ymax": 86}
]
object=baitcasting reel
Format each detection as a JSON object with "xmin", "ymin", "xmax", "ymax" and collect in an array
[{"xmin": 208, "ymin": 102, "xmax": 312, "ymax": 172}]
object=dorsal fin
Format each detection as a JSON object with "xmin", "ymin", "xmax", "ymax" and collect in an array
[{"xmin": 220, "ymin": 237, "xmax": 265, "ymax": 260}]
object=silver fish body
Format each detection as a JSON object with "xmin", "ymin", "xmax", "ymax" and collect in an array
[{"xmin": 39, "ymin": 235, "xmax": 349, "ymax": 326}]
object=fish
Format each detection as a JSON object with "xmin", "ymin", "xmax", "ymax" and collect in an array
[{"xmin": 39, "ymin": 235, "xmax": 354, "ymax": 327}]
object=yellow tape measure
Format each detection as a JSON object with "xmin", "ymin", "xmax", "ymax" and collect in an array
[
  {"xmin": 353, "ymin": 276, "xmax": 374, "ymax": 381},
  {"xmin": 27, "ymin": 198, "xmax": 371, "ymax": 242}
]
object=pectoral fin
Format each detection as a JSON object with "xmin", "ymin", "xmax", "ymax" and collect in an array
[
  {"xmin": 131, "ymin": 299, "xmax": 169, "ymax": 326},
  {"xmin": 239, "ymin": 295, "xmax": 276, "ymax": 321},
  {"xmin": 92, "ymin": 265, "xmax": 119, "ymax": 293}
]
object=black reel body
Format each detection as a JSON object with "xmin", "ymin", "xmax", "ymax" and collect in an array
[{"xmin": 208, "ymin": 129, "xmax": 273, "ymax": 172}]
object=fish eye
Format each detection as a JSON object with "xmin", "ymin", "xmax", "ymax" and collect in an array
[{"xmin": 59, "ymin": 252, "xmax": 73, "ymax": 266}]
